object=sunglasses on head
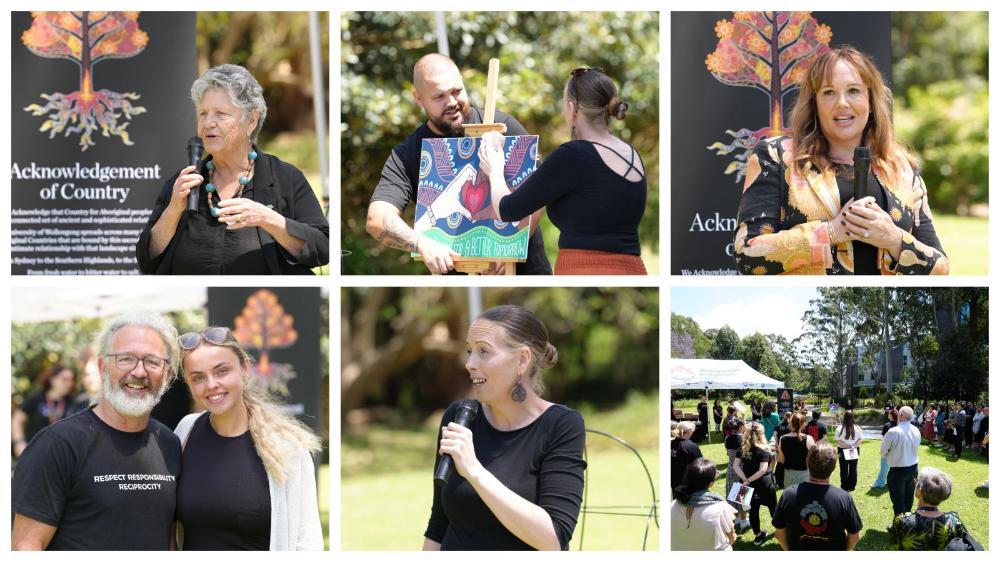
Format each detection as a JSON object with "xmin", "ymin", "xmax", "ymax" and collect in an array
[
  {"xmin": 179, "ymin": 327, "xmax": 231, "ymax": 350},
  {"xmin": 570, "ymin": 66, "xmax": 605, "ymax": 78}
]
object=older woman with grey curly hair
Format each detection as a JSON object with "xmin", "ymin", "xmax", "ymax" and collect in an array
[{"xmin": 137, "ymin": 64, "xmax": 328, "ymax": 274}]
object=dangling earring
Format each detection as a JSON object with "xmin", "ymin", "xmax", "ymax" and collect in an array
[{"xmin": 511, "ymin": 375, "xmax": 527, "ymax": 402}]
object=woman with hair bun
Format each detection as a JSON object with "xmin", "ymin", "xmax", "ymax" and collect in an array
[
  {"xmin": 423, "ymin": 305, "xmax": 587, "ymax": 550},
  {"xmin": 479, "ymin": 67, "xmax": 648, "ymax": 274}
]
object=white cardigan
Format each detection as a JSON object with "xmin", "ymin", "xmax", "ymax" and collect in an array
[{"xmin": 174, "ymin": 412, "xmax": 324, "ymax": 551}]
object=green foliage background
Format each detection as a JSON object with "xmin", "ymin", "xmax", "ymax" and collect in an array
[
  {"xmin": 340, "ymin": 12, "xmax": 660, "ymax": 274},
  {"xmin": 891, "ymin": 12, "xmax": 988, "ymax": 215}
]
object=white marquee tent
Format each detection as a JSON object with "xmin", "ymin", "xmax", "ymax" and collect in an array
[{"xmin": 670, "ymin": 359, "xmax": 783, "ymax": 390}]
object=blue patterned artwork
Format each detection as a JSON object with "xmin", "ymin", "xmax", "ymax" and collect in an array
[{"xmin": 414, "ymin": 135, "xmax": 539, "ymax": 260}]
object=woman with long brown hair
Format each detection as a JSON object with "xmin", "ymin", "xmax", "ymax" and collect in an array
[
  {"xmin": 778, "ymin": 412, "xmax": 815, "ymax": 489},
  {"xmin": 836, "ymin": 410, "xmax": 864, "ymax": 491},
  {"xmin": 735, "ymin": 46, "xmax": 948, "ymax": 275}
]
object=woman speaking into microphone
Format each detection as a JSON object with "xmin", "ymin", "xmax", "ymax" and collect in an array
[
  {"xmin": 136, "ymin": 64, "xmax": 329, "ymax": 274},
  {"xmin": 424, "ymin": 305, "xmax": 587, "ymax": 550},
  {"xmin": 734, "ymin": 46, "xmax": 948, "ymax": 275}
]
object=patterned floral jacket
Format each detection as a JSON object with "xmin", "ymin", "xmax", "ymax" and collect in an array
[{"xmin": 734, "ymin": 136, "xmax": 948, "ymax": 275}]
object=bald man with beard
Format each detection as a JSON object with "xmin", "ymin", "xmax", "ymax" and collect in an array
[{"xmin": 366, "ymin": 53, "xmax": 551, "ymax": 275}]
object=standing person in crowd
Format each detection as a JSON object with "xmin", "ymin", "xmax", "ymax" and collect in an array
[
  {"xmin": 913, "ymin": 402, "xmax": 925, "ymax": 429},
  {"xmin": 672, "ymin": 421, "xmax": 703, "ymax": 496},
  {"xmin": 974, "ymin": 406, "xmax": 989, "ymax": 450},
  {"xmin": 972, "ymin": 405, "xmax": 985, "ymax": 450},
  {"xmin": 881, "ymin": 406, "xmax": 922, "ymax": 519},
  {"xmin": 750, "ymin": 400, "xmax": 762, "ymax": 422},
  {"xmin": 723, "ymin": 418, "xmax": 749, "ymax": 533},
  {"xmin": 773, "ymin": 442, "xmax": 863, "ymax": 550},
  {"xmin": 774, "ymin": 412, "xmax": 793, "ymax": 489},
  {"xmin": 923, "ymin": 404, "xmax": 937, "ymax": 442},
  {"xmin": 723, "ymin": 406, "xmax": 738, "ymax": 438},
  {"xmin": 11, "ymin": 365, "xmax": 77, "ymax": 458},
  {"xmin": 695, "ymin": 396, "xmax": 709, "ymax": 443},
  {"xmin": 873, "ymin": 409, "xmax": 897, "ymax": 488},
  {"xmin": 805, "ymin": 410, "xmax": 827, "ymax": 443},
  {"xmin": 779, "ymin": 413, "xmax": 815, "ymax": 489},
  {"xmin": 761, "ymin": 401, "xmax": 781, "ymax": 445},
  {"xmin": 951, "ymin": 403, "xmax": 968, "ymax": 459},
  {"xmin": 671, "ymin": 458, "xmax": 738, "ymax": 551},
  {"xmin": 935, "ymin": 403, "xmax": 948, "ymax": 446},
  {"xmin": 713, "ymin": 399, "xmax": 724, "ymax": 433},
  {"xmin": 835, "ymin": 410, "xmax": 864, "ymax": 492},
  {"xmin": 964, "ymin": 402, "xmax": 976, "ymax": 448},
  {"xmin": 732, "ymin": 423, "xmax": 777, "ymax": 546},
  {"xmin": 890, "ymin": 468, "xmax": 970, "ymax": 550}
]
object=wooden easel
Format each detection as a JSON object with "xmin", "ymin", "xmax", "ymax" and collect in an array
[{"xmin": 455, "ymin": 58, "xmax": 518, "ymax": 275}]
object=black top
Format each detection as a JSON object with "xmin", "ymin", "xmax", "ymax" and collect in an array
[
  {"xmin": 780, "ymin": 434, "xmax": 810, "ymax": 470},
  {"xmin": 775, "ymin": 421, "xmax": 791, "ymax": 443},
  {"xmin": 772, "ymin": 482, "xmax": 863, "ymax": 550},
  {"xmin": 137, "ymin": 151, "xmax": 329, "ymax": 275},
  {"xmin": 169, "ymin": 182, "xmax": 269, "ymax": 274},
  {"xmin": 498, "ymin": 141, "xmax": 646, "ymax": 255},
  {"xmin": 12, "ymin": 408, "xmax": 181, "ymax": 550},
  {"xmin": 805, "ymin": 419, "xmax": 827, "ymax": 442},
  {"xmin": 891, "ymin": 511, "xmax": 967, "ymax": 550},
  {"xmin": 713, "ymin": 404, "xmax": 724, "ymax": 422},
  {"xmin": 372, "ymin": 108, "xmax": 551, "ymax": 275},
  {"xmin": 18, "ymin": 390, "xmax": 72, "ymax": 444},
  {"xmin": 176, "ymin": 413, "xmax": 271, "ymax": 550},
  {"xmin": 671, "ymin": 437, "xmax": 703, "ymax": 488},
  {"xmin": 724, "ymin": 432, "xmax": 743, "ymax": 451},
  {"xmin": 697, "ymin": 402, "xmax": 709, "ymax": 423},
  {"xmin": 882, "ymin": 420, "xmax": 897, "ymax": 437},
  {"xmin": 739, "ymin": 445, "xmax": 773, "ymax": 489},
  {"xmin": 424, "ymin": 401, "xmax": 586, "ymax": 550}
]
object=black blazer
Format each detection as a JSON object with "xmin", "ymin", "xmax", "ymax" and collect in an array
[{"xmin": 136, "ymin": 152, "xmax": 329, "ymax": 274}]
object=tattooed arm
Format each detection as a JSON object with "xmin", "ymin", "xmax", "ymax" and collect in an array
[{"xmin": 366, "ymin": 201, "xmax": 459, "ymax": 274}]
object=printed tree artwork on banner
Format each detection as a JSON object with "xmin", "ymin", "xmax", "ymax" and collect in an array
[
  {"xmin": 233, "ymin": 289, "xmax": 299, "ymax": 396},
  {"xmin": 705, "ymin": 12, "xmax": 831, "ymax": 182},
  {"xmin": 22, "ymin": 11, "xmax": 148, "ymax": 151},
  {"xmin": 414, "ymin": 135, "xmax": 539, "ymax": 260}
]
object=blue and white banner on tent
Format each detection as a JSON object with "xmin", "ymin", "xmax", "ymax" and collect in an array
[{"xmin": 670, "ymin": 359, "xmax": 783, "ymax": 390}]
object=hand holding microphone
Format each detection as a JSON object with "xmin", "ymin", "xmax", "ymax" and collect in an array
[
  {"xmin": 435, "ymin": 400, "xmax": 480, "ymax": 486},
  {"xmin": 186, "ymin": 136, "xmax": 204, "ymax": 212}
]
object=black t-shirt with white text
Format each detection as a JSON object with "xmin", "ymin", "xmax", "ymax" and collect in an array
[
  {"xmin": 371, "ymin": 107, "xmax": 552, "ymax": 275},
  {"xmin": 772, "ymin": 481, "xmax": 863, "ymax": 550},
  {"xmin": 12, "ymin": 408, "xmax": 181, "ymax": 550}
]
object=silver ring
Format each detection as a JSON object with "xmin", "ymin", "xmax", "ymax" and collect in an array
[{"xmin": 863, "ymin": 230, "xmax": 871, "ymax": 239}]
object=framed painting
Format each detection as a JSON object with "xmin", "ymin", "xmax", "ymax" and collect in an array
[{"xmin": 414, "ymin": 135, "xmax": 539, "ymax": 260}]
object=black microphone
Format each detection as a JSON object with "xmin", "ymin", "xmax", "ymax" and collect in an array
[
  {"xmin": 434, "ymin": 399, "xmax": 479, "ymax": 487},
  {"xmin": 852, "ymin": 145, "xmax": 877, "ymax": 275},
  {"xmin": 853, "ymin": 146, "xmax": 871, "ymax": 202},
  {"xmin": 186, "ymin": 136, "xmax": 204, "ymax": 212}
]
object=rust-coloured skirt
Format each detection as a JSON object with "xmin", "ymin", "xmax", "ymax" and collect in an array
[{"xmin": 554, "ymin": 249, "xmax": 647, "ymax": 275}]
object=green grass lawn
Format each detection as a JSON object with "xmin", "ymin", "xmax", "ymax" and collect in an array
[
  {"xmin": 679, "ymin": 432, "xmax": 989, "ymax": 551},
  {"xmin": 342, "ymin": 392, "xmax": 659, "ymax": 550},
  {"xmin": 934, "ymin": 214, "xmax": 988, "ymax": 275}
]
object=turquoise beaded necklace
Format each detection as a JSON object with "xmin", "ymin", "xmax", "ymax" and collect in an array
[{"xmin": 204, "ymin": 149, "xmax": 258, "ymax": 218}]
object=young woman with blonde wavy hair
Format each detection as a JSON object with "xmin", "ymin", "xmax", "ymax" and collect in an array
[{"xmin": 172, "ymin": 327, "xmax": 322, "ymax": 550}]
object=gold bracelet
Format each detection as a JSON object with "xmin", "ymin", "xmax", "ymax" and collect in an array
[{"xmin": 826, "ymin": 220, "xmax": 836, "ymax": 245}]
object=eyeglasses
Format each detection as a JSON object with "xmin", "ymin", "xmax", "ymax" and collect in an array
[
  {"xmin": 570, "ymin": 66, "xmax": 605, "ymax": 78},
  {"xmin": 179, "ymin": 327, "xmax": 231, "ymax": 350},
  {"xmin": 106, "ymin": 353, "xmax": 168, "ymax": 374}
]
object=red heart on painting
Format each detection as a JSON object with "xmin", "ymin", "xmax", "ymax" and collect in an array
[{"xmin": 460, "ymin": 176, "xmax": 489, "ymax": 216}]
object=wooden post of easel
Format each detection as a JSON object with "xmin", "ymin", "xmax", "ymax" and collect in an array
[{"xmin": 457, "ymin": 58, "xmax": 518, "ymax": 275}]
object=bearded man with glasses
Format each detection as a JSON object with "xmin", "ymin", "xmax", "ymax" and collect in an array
[{"xmin": 12, "ymin": 312, "xmax": 183, "ymax": 550}]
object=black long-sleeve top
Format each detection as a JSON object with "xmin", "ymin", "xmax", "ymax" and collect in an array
[
  {"xmin": 498, "ymin": 141, "xmax": 646, "ymax": 255},
  {"xmin": 424, "ymin": 401, "xmax": 587, "ymax": 550}
]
